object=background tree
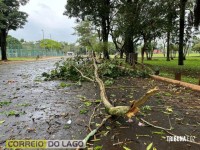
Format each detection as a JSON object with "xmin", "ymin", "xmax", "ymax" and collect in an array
[
  {"xmin": 40, "ymin": 39, "xmax": 62, "ymax": 51},
  {"xmin": 0, "ymin": 0, "xmax": 29, "ymax": 60},
  {"xmin": 178, "ymin": 0, "xmax": 187, "ymax": 65},
  {"xmin": 117, "ymin": 0, "xmax": 142, "ymax": 64},
  {"xmin": 110, "ymin": 29, "xmax": 125, "ymax": 58},
  {"xmin": 192, "ymin": 42, "xmax": 200, "ymax": 53},
  {"xmin": 194, "ymin": 0, "xmax": 200, "ymax": 27},
  {"xmin": 64, "ymin": 0, "xmax": 116, "ymax": 59},
  {"xmin": 7, "ymin": 35, "xmax": 22, "ymax": 49},
  {"xmin": 164, "ymin": 0, "xmax": 179, "ymax": 61},
  {"xmin": 73, "ymin": 20, "xmax": 113, "ymax": 57},
  {"xmin": 139, "ymin": 0, "xmax": 167, "ymax": 63}
]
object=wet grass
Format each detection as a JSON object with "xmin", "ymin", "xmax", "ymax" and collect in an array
[
  {"xmin": 144, "ymin": 56, "xmax": 200, "ymax": 71},
  {"xmin": 144, "ymin": 55, "xmax": 200, "ymax": 85},
  {"xmin": 159, "ymin": 72, "xmax": 199, "ymax": 84}
]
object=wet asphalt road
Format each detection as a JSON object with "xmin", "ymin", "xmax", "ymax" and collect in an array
[{"xmin": 0, "ymin": 58, "xmax": 96, "ymax": 148}]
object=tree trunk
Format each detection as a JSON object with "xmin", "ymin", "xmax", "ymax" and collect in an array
[
  {"xmin": 91, "ymin": 53, "xmax": 159, "ymax": 117},
  {"xmin": 141, "ymin": 35, "xmax": 147, "ymax": 64},
  {"xmin": 101, "ymin": 18, "xmax": 110, "ymax": 59},
  {"xmin": 125, "ymin": 35, "xmax": 134, "ymax": 64},
  {"xmin": 178, "ymin": 0, "xmax": 187, "ymax": 65},
  {"xmin": 0, "ymin": 29, "xmax": 8, "ymax": 61},
  {"xmin": 120, "ymin": 50, "xmax": 123, "ymax": 59},
  {"xmin": 150, "ymin": 50, "xmax": 153, "ymax": 59},
  {"xmin": 171, "ymin": 50, "xmax": 174, "ymax": 60},
  {"xmin": 111, "ymin": 31, "xmax": 124, "ymax": 59},
  {"xmin": 166, "ymin": 31, "xmax": 170, "ymax": 61},
  {"xmin": 101, "ymin": 0, "xmax": 110, "ymax": 60},
  {"xmin": 183, "ymin": 44, "xmax": 189, "ymax": 60}
]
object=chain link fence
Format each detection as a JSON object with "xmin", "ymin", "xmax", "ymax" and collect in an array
[{"xmin": 1, "ymin": 49, "xmax": 66, "ymax": 58}]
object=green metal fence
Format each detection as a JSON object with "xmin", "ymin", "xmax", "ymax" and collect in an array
[{"xmin": 1, "ymin": 49, "xmax": 66, "ymax": 57}]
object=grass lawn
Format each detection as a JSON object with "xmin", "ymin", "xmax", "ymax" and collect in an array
[
  {"xmin": 8, "ymin": 57, "xmax": 36, "ymax": 61},
  {"xmin": 144, "ymin": 54, "xmax": 200, "ymax": 85},
  {"xmin": 0, "ymin": 57, "xmax": 36, "ymax": 64}
]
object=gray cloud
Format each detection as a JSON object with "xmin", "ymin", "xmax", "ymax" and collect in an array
[{"xmin": 9, "ymin": 0, "xmax": 77, "ymax": 43}]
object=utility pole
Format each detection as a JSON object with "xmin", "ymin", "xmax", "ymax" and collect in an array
[{"xmin": 41, "ymin": 29, "xmax": 44, "ymax": 40}]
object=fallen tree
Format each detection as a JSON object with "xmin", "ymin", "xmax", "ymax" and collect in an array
[
  {"xmin": 43, "ymin": 53, "xmax": 159, "ymax": 146},
  {"xmin": 72, "ymin": 53, "xmax": 159, "ymax": 147},
  {"xmin": 91, "ymin": 55, "xmax": 159, "ymax": 117}
]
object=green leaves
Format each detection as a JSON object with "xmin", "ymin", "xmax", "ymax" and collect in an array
[
  {"xmin": 123, "ymin": 146, "xmax": 131, "ymax": 150},
  {"xmin": 40, "ymin": 39, "xmax": 62, "ymax": 50},
  {"xmin": 79, "ymin": 108, "xmax": 88, "ymax": 114},
  {"xmin": 146, "ymin": 142, "xmax": 153, "ymax": 150},
  {"xmin": 104, "ymin": 79, "xmax": 114, "ymax": 86},
  {"xmin": 6, "ymin": 35, "xmax": 22, "ymax": 49},
  {"xmin": 0, "ymin": 0, "xmax": 28, "ymax": 31},
  {"xmin": 94, "ymin": 145, "xmax": 103, "ymax": 150},
  {"xmin": 0, "ymin": 101, "xmax": 11, "ymax": 107},
  {"xmin": 43, "ymin": 57, "xmax": 150, "ymax": 83},
  {"xmin": 59, "ymin": 82, "xmax": 71, "ymax": 88},
  {"xmin": 84, "ymin": 101, "xmax": 92, "ymax": 107},
  {"xmin": 0, "ymin": 120, "xmax": 5, "ymax": 125}
]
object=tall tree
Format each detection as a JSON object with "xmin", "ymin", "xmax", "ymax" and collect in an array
[
  {"xmin": 64, "ymin": 0, "xmax": 114, "ymax": 59},
  {"xmin": 165, "ymin": 1, "xmax": 179, "ymax": 61},
  {"xmin": 178, "ymin": 0, "xmax": 187, "ymax": 65},
  {"xmin": 116, "ymin": 0, "xmax": 144, "ymax": 64},
  {"xmin": 0, "ymin": 0, "xmax": 28, "ymax": 60},
  {"xmin": 139, "ymin": 0, "xmax": 166, "ymax": 63}
]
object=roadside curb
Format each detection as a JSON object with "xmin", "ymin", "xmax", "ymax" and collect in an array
[
  {"xmin": 0, "ymin": 56, "xmax": 63, "ymax": 64},
  {"xmin": 150, "ymin": 75, "xmax": 200, "ymax": 92}
]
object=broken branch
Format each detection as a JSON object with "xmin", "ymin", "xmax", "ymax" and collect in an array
[
  {"xmin": 92, "ymin": 52, "xmax": 159, "ymax": 117},
  {"xmin": 83, "ymin": 115, "xmax": 111, "ymax": 145},
  {"xmin": 73, "ymin": 65, "xmax": 94, "ymax": 82}
]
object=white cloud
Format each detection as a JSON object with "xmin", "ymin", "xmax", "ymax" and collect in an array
[{"xmin": 9, "ymin": 0, "xmax": 77, "ymax": 43}]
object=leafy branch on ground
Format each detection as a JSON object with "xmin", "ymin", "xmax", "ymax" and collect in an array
[{"xmin": 42, "ymin": 56, "xmax": 150, "ymax": 82}]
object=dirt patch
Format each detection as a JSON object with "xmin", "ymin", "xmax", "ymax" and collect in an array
[{"xmin": 0, "ymin": 59, "xmax": 200, "ymax": 150}]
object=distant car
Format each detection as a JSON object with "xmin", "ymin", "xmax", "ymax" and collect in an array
[{"xmin": 67, "ymin": 52, "xmax": 74, "ymax": 56}]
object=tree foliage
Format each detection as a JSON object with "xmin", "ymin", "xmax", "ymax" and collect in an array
[
  {"xmin": 192, "ymin": 42, "xmax": 200, "ymax": 53},
  {"xmin": 6, "ymin": 35, "xmax": 22, "ymax": 49},
  {"xmin": 64, "ymin": 0, "xmax": 116, "ymax": 59},
  {"xmin": 194, "ymin": 0, "xmax": 200, "ymax": 27},
  {"xmin": 64, "ymin": 0, "xmax": 200, "ymax": 64},
  {"xmin": 40, "ymin": 39, "xmax": 62, "ymax": 50},
  {"xmin": 0, "ymin": 0, "xmax": 29, "ymax": 60}
]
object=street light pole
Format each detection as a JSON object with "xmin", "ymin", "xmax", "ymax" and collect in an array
[
  {"xmin": 41, "ymin": 29, "xmax": 44, "ymax": 40},
  {"xmin": 41, "ymin": 29, "xmax": 45, "ymax": 56}
]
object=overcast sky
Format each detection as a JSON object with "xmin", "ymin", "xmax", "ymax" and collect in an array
[{"xmin": 9, "ymin": 0, "xmax": 77, "ymax": 43}]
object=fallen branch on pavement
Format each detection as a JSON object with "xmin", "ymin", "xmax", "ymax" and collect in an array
[{"xmin": 80, "ymin": 115, "xmax": 111, "ymax": 149}]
